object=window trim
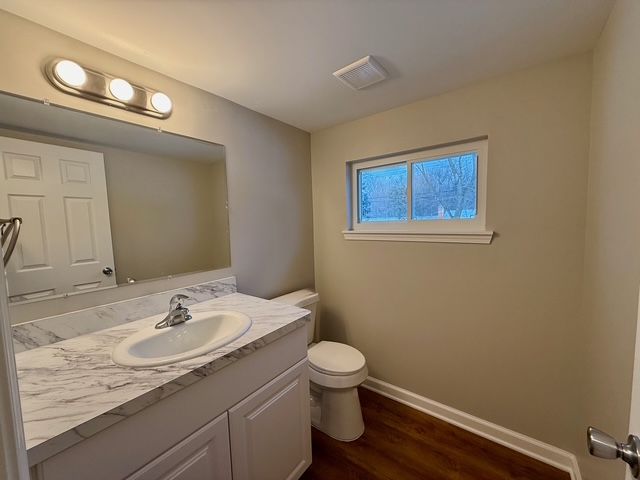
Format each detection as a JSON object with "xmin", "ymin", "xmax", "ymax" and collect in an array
[{"xmin": 344, "ymin": 139, "xmax": 493, "ymax": 244}]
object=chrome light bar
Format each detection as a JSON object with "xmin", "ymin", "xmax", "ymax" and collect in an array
[{"xmin": 44, "ymin": 58, "xmax": 173, "ymax": 119}]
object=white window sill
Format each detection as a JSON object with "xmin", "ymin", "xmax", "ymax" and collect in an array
[{"xmin": 342, "ymin": 230, "xmax": 494, "ymax": 244}]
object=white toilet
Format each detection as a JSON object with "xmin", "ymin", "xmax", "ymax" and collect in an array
[{"xmin": 272, "ymin": 289, "xmax": 368, "ymax": 441}]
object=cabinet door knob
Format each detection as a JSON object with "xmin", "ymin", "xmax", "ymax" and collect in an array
[{"xmin": 102, "ymin": 266, "xmax": 114, "ymax": 276}]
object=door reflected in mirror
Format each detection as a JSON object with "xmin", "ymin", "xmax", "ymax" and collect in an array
[{"xmin": 0, "ymin": 93, "xmax": 230, "ymax": 304}]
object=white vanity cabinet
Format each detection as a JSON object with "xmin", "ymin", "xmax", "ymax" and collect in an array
[
  {"xmin": 127, "ymin": 412, "xmax": 232, "ymax": 480},
  {"xmin": 31, "ymin": 326, "xmax": 311, "ymax": 480},
  {"xmin": 229, "ymin": 360, "xmax": 311, "ymax": 480}
]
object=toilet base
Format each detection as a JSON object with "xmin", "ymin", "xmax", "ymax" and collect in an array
[{"xmin": 310, "ymin": 383, "xmax": 365, "ymax": 442}]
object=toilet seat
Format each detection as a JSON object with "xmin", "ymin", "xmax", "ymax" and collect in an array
[
  {"xmin": 308, "ymin": 341, "xmax": 365, "ymax": 375},
  {"xmin": 309, "ymin": 364, "xmax": 368, "ymax": 389},
  {"xmin": 308, "ymin": 341, "xmax": 368, "ymax": 389}
]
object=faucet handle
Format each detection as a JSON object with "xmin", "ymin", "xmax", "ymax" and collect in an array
[{"xmin": 169, "ymin": 294, "xmax": 191, "ymax": 310}]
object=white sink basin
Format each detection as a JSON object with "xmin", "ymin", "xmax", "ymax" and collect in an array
[{"xmin": 112, "ymin": 310, "xmax": 252, "ymax": 367}]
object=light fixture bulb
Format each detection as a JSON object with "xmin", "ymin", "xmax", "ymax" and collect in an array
[
  {"xmin": 54, "ymin": 60, "xmax": 86, "ymax": 87},
  {"xmin": 109, "ymin": 78, "xmax": 134, "ymax": 102},
  {"xmin": 151, "ymin": 92, "xmax": 172, "ymax": 114}
]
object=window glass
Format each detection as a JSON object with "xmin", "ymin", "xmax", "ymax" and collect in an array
[
  {"xmin": 358, "ymin": 162, "xmax": 407, "ymax": 222},
  {"xmin": 411, "ymin": 153, "xmax": 477, "ymax": 220}
]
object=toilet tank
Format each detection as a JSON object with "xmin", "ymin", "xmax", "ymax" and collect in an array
[{"xmin": 271, "ymin": 289, "xmax": 319, "ymax": 344}]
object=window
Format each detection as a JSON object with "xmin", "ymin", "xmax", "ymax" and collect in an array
[
  {"xmin": 358, "ymin": 162, "xmax": 407, "ymax": 223},
  {"xmin": 345, "ymin": 139, "xmax": 492, "ymax": 244}
]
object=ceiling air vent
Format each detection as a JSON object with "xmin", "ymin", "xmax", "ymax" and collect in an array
[{"xmin": 333, "ymin": 55, "xmax": 388, "ymax": 90}]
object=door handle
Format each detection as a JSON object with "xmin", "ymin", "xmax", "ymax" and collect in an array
[
  {"xmin": 102, "ymin": 266, "xmax": 114, "ymax": 276},
  {"xmin": 588, "ymin": 426, "xmax": 640, "ymax": 477}
]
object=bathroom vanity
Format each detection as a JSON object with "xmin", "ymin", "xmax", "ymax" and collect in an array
[
  {"xmin": 0, "ymin": 87, "xmax": 312, "ymax": 480},
  {"xmin": 17, "ymin": 293, "xmax": 312, "ymax": 480}
]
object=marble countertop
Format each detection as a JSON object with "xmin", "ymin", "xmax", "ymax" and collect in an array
[{"xmin": 15, "ymin": 293, "xmax": 310, "ymax": 465}]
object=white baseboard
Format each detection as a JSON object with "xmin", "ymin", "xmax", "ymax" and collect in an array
[{"xmin": 362, "ymin": 377, "xmax": 582, "ymax": 480}]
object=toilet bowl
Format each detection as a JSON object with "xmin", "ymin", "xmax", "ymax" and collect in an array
[{"xmin": 272, "ymin": 289, "xmax": 367, "ymax": 441}]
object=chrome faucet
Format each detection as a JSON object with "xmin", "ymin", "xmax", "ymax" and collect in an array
[{"xmin": 155, "ymin": 294, "xmax": 193, "ymax": 329}]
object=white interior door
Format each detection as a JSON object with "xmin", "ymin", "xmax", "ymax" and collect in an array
[{"xmin": 0, "ymin": 136, "xmax": 116, "ymax": 301}]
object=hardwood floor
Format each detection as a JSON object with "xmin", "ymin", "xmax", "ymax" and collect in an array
[{"xmin": 301, "ymin": 388, "xmax": 569, "ymax": 480}]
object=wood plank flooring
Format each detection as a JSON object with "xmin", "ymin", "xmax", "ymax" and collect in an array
[{"xmin": 301, "ymin": 388, "xmax": 569, "ymax": 480}]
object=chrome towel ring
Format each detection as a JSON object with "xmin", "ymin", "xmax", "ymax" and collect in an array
[{"xmin": 0, "ymin": 217, "xmax": 22, "ymax": 266}]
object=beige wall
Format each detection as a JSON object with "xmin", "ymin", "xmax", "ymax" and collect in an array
[
  {"xmin": 0, "ymin": 10, "xmax": 314, "ymax": 321},
  {"xmin": 103, "ymin": 148, "xmax": 228, "ymax": 283},
  {"xmin": 580, "ymin": 0, "xmax": 640, "ymax": 478},
  {"xmin": 311, "ymin": 54, "xmax": 592, "ymax": 457}
]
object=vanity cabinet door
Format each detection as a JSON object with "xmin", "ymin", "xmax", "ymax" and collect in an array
[
  {"xmin": 229, "ymin": 359, "xmax": 311, "ymax": 480},
  {"xmin": 126, "ymin": 412, "xmax": 232, "ymax": 480}
]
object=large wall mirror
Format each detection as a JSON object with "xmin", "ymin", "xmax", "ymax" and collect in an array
[{"xmin": 0, "ymin": 93, "xmax": 230, "ymax": 304}]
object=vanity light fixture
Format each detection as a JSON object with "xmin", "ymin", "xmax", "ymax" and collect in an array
[
  {"xmin": 45, "ymin": 58, "xmax": 173, "ymax": 119},
  {"xmin": 109, "ymin": 78, "xmax": 135, "ymax": 102},
  {"xmin": 54, "ymin": 60, "xmax": 87, "ymax": 87},
  {"xmin": 151, "ymin": 92, "xmax": 172, "ymax": 114}
]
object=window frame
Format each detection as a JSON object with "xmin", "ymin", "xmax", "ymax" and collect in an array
[{"xmin": 344, "ymin": 139, "xmax": 493, "ymax": 244}]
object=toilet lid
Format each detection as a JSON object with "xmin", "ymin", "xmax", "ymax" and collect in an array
[{"xmin": 308, "ymin": 341, "xmax": 366, "ymax": 376}]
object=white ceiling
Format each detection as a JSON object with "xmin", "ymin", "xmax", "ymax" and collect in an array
[{"xmin": 0, "ymin": 0, "xmax": 614, "ymax": 132}]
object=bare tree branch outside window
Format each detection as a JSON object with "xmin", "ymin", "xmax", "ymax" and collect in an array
[{"xmin": 412, "ymin": 153, "xmax": 477, "ymax": 220}]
